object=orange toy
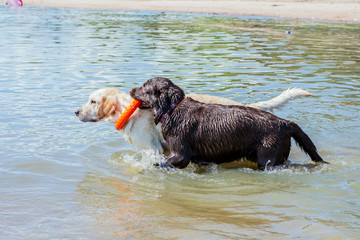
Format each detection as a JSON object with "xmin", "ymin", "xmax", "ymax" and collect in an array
[{"xmin": 115, "ymin": 99, "xmax": 142, "ymax": 130}]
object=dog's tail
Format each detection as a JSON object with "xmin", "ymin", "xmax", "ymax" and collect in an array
[
  {"xmin": 290, "ymin": 122, "xmax": 328, "ymax": 164},
  {"xmin": 248, "ymin": 88, "xmax": 313, "ymax": 111}
]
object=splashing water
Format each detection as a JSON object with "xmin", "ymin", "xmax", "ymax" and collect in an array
[
  {"xmin": 108, "ymin": 148, "xmax": 329, "ymax": 177},
  {"xmin": 119, "ymin": 150, "xmax": 165, "ymax": 170}
]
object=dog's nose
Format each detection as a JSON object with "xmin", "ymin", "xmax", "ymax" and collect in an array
[{"xmin": 75, "ymin": 109, "xmax": 80, "ymax": 116}]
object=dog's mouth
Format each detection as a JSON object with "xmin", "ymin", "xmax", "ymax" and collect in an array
[{"xmin": 139, "ymin": 101, "xmax": 151, "ymax": 109}]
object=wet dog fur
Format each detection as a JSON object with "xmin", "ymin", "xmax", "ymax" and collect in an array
[{"xmin": 130, "ymin": 77, "xmax": 327, "ymax": 170}]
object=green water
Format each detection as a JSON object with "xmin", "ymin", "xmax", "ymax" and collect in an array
[{"xmin": 0, "ymin": 6, "xmax": 359, "ymax": 239}]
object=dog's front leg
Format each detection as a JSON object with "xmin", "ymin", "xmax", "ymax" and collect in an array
[{"xmin": 155, "ymin": 152, "xmax": 190, "ymax": 169}]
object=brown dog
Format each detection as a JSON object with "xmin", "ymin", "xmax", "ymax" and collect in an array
[{"xmin": 130, "ymin": 77, "xmax": 327, "ymax": 170}]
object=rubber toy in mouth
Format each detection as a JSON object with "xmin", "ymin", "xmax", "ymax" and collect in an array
[{"xmin": 115, "ymin": 99, "xmax": 142, "ymax": 130}]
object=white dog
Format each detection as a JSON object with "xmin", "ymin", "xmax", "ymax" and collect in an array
[{"xmin": 75, "ymin": 88, "xmax": 312, "ymax": 154}]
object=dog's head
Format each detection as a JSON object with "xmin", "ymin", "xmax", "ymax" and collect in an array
[
  {"xmin": 130, "ymin": 77, "xmax": 185, "ymax": 125},
  {"xmin": 75, "ymin": 88, "xmax": 132, "ymax": 123}
]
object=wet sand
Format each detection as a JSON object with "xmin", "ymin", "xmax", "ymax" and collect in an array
[{"xmin": 24, "ymin": 0, "xmax": 360, "ymax": 23}]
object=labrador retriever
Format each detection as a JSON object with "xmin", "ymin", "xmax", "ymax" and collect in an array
[{"xmin": 130, "ymin": 77, "xmax": 327, "ymax": 170}]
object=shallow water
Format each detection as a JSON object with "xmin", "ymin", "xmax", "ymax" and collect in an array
[{"xmin": 0, "ymin": 5, "xmax": 359, "ymax": 239}]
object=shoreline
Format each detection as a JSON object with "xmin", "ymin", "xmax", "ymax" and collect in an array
[{"xmin": 23, "ymin": 0, "xmax": 360, "ymax": 23}]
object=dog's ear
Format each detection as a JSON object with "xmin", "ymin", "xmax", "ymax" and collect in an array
[
  {"xmin": 168, "ymin": 84, "xmax": 185, "ymax": 104},
  {"xmin": 154, "ymin": 90, "xmax": 170, "ymax": 125},
  {"xmin": 153, "ymin": 81, "xmax": 185, "ymax": 125},
  {"xmin": 98, "ymin": 96, "xmax": 116, "ymax": 120}
]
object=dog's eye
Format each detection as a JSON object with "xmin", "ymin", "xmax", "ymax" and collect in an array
[
  {"xmin": 91, "ymin": 100, "xmax": 96, "ymax": 104},
  {"xmin": 144, "ymin": 88, "xmax": 152, "ymax": 95}
]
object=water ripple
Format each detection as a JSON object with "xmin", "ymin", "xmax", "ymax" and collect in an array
[{"xmin": 0, "ymin": 6, "xmax": 359, "ymax": 239}]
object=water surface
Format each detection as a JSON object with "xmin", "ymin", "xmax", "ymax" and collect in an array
[{"xmin": 0, "ymin": 6, "xmax": 359, "ymax": 239}]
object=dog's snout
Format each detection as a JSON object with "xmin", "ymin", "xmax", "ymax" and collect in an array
[{"xmin": 75, "ymin": 109, "xmax": 80, "ymax": 116}]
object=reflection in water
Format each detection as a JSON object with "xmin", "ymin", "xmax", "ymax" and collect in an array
[
  {"xmin": 0, "ymin": 6, "xmax": 359, "ymax": 239},
  {"xmin": 76, "ymin": 149, "xmax": 346, "ymax": 239},
  {"xmin": 78, "ymin": 173, "xmax": 146, "ymax": 239}
]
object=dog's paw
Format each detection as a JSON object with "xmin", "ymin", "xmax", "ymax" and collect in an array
[{"xmin": 154, "ymin": 162, "xmax": 175, "ymax": 170}]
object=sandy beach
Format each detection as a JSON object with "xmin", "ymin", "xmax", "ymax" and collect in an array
[{"xmin": 23, "ymin": 0, "xmax": 360, "ymax": 23}]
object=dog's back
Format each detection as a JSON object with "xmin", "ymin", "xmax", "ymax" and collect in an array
[
  {"xmin": 162, "ymin": 98, "xmax": 289, "ymax": 162},
  {"xmin": 162, "ymin": 97, "xmax": 324, "ymax": 169}
]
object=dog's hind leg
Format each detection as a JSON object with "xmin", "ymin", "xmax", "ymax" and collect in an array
[
  {"xmin": 256, "ymin": 147, "xmax": 284, "ymax": 171},
  {"xmin": 256, "ymin": 136, "xmax": 292, "ymax": 170},
  {"xmin": 257, "ymin": 154, "xmax": 276, "ymax": 171}
]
